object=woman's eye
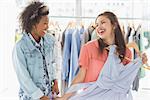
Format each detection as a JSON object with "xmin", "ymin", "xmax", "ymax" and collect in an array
[{"xmin": 101, "ymin": 22, "xmax": 105, "ymax": 24}]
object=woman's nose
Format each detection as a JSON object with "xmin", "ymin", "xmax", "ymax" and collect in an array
[{"xmin": 45, "ymin": 24, "xmax": 49, "ymax": 30}]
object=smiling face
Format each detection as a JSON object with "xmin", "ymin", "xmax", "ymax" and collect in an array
[
  {"xmin": 33, "ymin": 15, "xmax": 49, "ymax": 37},
  {"xmin": 95, "ymin": 11, "xmax": 126, "ymax": 61},
  {"xmin": 95, "ymin": 15, "xmax": 115, "ymax": 42}
]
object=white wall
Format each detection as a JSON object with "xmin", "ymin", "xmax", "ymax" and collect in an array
[
  {"xmin": 0, "ymin": 0, "xmax": 19, "ymax": 99},
  {"xmin": 0, "ymin": 0, "xmax": 150, "ymax": 100}
]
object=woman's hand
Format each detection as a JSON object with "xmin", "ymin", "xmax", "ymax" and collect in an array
[
  {"xmin": 52, "ymin": 80, "xmax": 59, "ymax": 95},
  {"xmin": 141, "ymin": 53, "xmax": 148, "ymax": 64},
  {"xmin": 40, "ymin": 96, "xmax": 49, "ymax": 100},
  {"xmin": 54, "ymin": 92, "xmax": 75, "ymax": 100}
]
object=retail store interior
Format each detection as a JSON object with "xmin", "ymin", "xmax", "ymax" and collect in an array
[{"xmin": 0, "ymin": 0, "xmax": 150, "ymax": 100}]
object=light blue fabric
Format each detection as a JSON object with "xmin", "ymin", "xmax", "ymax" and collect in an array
[
  {"xmin": 62, "ymin": 28, "xmax": 74, "ymax": 80},
  {"xmin": 69, "ymin": 28, "xmax": 83, "ymax": 86},
  {"xmin": 66, "ymin": 45, "xmax": 142, "ymax": 100},
  {"xmin": 62, "ymin": 28, "xmax": 84, "ymax": 86},
  {"xmin": 12, "ymin": 33, "xmax": 58, "ymax": 100}
]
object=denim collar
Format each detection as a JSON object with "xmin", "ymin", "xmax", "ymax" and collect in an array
[
  {"xmin": 22, "ymin": 33, "xmax": 52, "ymax": 52},
  {"xmin": 28, "ymin": 33, "xmax": 43, "ymax": 48}
]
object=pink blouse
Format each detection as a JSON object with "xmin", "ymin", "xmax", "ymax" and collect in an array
[{"xmin": 79, "ymin": 40, "xmax": 132, "ymax": 83}]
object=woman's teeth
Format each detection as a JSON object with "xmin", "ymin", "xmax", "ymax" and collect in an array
[
  {"xmin": 99, "ymin": 29, "xmax": 105, "ymax": 34},
  {"xmin": 43, "ymin": 30, "xmax": 47, "ymax": 33}
]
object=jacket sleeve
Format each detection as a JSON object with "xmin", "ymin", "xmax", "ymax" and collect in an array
[
  {"xmin": 51, "ymin": 40, "xmax": 59, "ymax": 80},
  {"xmin": 12, "ymin": 44, "xmax": 44, "ymax": 99}
]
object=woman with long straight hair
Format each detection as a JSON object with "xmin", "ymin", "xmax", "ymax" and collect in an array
[{"xmin": 55, "ymin": 11, "xmax": 147, "ymax": 100}]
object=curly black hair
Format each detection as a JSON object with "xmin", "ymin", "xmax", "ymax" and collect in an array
[{"xmin": 19, "ymin": 1, "xmax": 49, "ymax": 33}]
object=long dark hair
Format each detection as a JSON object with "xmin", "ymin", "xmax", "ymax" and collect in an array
[
  {"xmin": 19, "ymin": 1, "xmax": 49, "ymax": 33},
  {"xmin": 95, "ymin": 11, "xmax": 126, "ymax": 61}
]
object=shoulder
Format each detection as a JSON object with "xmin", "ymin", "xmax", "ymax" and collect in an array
[
  {"xmin": 13, "ymin": 36, "xmax": 27, "ymax": 56},
  {"xmin": 83, "ymin": 39, "xmax": 98, "ymax": 49},
  {"xmin": 14, "ymin": 35, "xmax": 26, "ymax": 49},
  {"xmin": 13, "ymin": 33, "xmax": 32, "ymax": 52},
  {"xmin": 44, "ymin": 33, "xmax": 56, "ymax": 46},
  {"xmin": 44, "ymin": 33, "xmax": 56, "ymax": 42},
  {"xmin": 80, "ymin": 40, "xmax": 99, "ymax": 58}
]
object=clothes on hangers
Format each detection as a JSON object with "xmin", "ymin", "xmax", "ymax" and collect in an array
[
  {"xmin": 69, "ymin": 28, "xmax": 82, "ymax": 86},
  {"xmin": 131, "ymin": 25, "xmax": 142, "ymax": 91},
  {"xmin": 47, "ymin": 21, "xmax": 63, "ymax": 80},
  {"xmin": 61, "ymin": 29, "xmax": 66, "ymax": 52},
  {"xmin": 124, "ymin": 24, "xmax": 142, "ymax": 92},
  {"xmin": 62, "ymin": 26, "xmax": 84, "ymax": 88},
  {"xmin": 125, "ymin": 26, "xmax": 132, "ymax": 43},
  {"xmin": 62, "ymin": 28, "xmax": 74, "ymax": 94},
  {"xmin": 144, "ymin": 31, "xmax": 150, "ymax": 49},
  {"xmin": 47, "ymin": 21, "xmax": 63, "ymax": 96},
  {"xmin": 91, "ymin": 30, "xmax": 99, "ymax": 40},
  {"xmin": 62, "ymin": 28, "xmax": 74, "ymax": 81},
  {"xmin": 81, "ymin": 24, "xmax": 95, "ymax": 46}
]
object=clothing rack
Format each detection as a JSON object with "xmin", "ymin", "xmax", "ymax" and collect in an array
[{"xmin": 50, "ymin": 15, "xmax": 150, "ymax": 21}]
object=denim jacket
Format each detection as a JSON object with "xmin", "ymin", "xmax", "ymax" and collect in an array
[{"xmin": 12, "ymin": 33, "xmax": 58, "ymax": 99}]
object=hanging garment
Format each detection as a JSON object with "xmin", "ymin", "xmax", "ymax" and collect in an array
[
  {"xmin": 125, "ymin": 26, "xmax": 132, "ymax": 43},
  {"xmin": 61, "ymin": 29, "xmax": 66, "ymax": 52},
  {"xmin": 48, "ymin": 26, "xmax": 62, "ymax": 80},
  {"xmin": 144, "ymin": 31, "xmax": 150, "ymax": 49},
  {"xmin": 91, "ymin": 30, "xmax": 99, "ymax": 40},
  {"xmin": 62, "ymin": 28, "xmax": 74, "ymax": 81},
  {"xmin": 68, "ymin": 28, "xmax": 84, "ymax": 86},
  {"xmin": 69, "ymin": 28, "xmax": 81, "ymax": 86},
  {"xmin": 66, "ymin": 45, "xmax": 142, "ymax": 100},
  {"xmin": 132, "ymin": 69, "xmax": 140, "ymax": 91},
  {"xmin": 81, "ymin": 29, "xmax": 89, "ymax": 46},
  {"xmin": 62, "ymin": 27, "xmax": 84, "ymax": 87},
  {"xmin": 132, "ymin": 26, "xmax": 143, "ymax": 91},
  {"xmin": 81, "ymin": 25, "xmax": 95, "ymax": 46}
]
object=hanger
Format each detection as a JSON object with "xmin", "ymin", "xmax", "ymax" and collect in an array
[
  {"xmin": 55, "ymin": 21, "xmax": 61, "ymax": 31},
  {"xmin": 132, "ymin": 22, "xmax": 136, "ymax": 32},
  {"xmin": 68, "ymin": 21, "xmax": 72, "ymax": 29},
  {"xmin": 49, "ymin": 20, "xmax": 55, "ymax": 28},
  {"xmin": 126, "ymin": 42, "xmax": 140, "ymax": 56},
  {"xmin": 105, "ymin": 42, "xmax": 150, "ymax": 70},
  {"xmin": 68, "ymin": 21, "xmax": 76, "ymax": 29},
  {"xmin": 136, "ymin": 24, "xmax": 141, "ymax": 32},
  {"xmin": 126, "ymin": 41, "xmax": 150, "ymax": 70},
  {"xmin": 125, "ymin": 25, "xmax": 132, "ymax": 44},
  {"xmin": 143, "ymin": 63, "xmax": 150, "ymax": 70},
  {"xmin": 105, "ymin": 46, "xmax": 132, "ymax": 62},
  {"xmin": 80, "ymin": 21, "xmax": 84, "ymax": 28}
]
